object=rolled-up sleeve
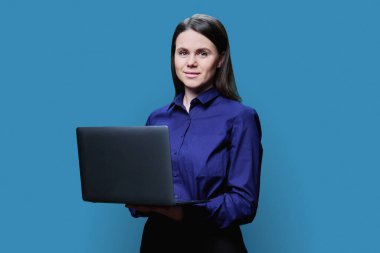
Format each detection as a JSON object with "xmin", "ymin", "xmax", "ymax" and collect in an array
[{"xmin": 200, "ymin": 108, "xmax": 263, "ymax": 228}]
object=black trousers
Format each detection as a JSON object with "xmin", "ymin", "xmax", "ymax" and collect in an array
[{"xmin": 140, "ymin": 214, "xmax": 248, "ymax": 253}]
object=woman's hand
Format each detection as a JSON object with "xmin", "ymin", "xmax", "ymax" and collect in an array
[{"xmin": 127, "ymin": 204, "xmax": 184, "ymax": 221}]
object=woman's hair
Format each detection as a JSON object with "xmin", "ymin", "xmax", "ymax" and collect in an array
[{"xmin": 171, "ymin": 14, "xmax": 241, "ymax": 101}]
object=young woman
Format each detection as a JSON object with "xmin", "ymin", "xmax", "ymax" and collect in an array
[{"xmin": 128, "ymin": 14, "xmax": 263, "ymax": 253}]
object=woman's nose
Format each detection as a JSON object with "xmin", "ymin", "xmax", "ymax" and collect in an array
[{"xmin": 187, "ymin": 54, "xmax": 197, "ymax": 67}]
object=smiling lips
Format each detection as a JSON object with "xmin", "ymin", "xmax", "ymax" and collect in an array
[{"xmin": 184, "ymin": 71, "xmax": 200, "ymax": 78}]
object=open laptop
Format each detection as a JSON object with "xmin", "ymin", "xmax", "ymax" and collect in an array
[{"xmin": 76, "ymin": 126, "xmax": 208, "ymax": 206}]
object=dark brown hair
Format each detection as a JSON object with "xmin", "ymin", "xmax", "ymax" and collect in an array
[{"xmin": 171, "ymin": 14, "xmax": 241, "ymax": 101}]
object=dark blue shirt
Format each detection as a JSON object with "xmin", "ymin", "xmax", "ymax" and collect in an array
[{"xmin": 130, "ymin": 87, "xmax": 263, "ymax": 229}]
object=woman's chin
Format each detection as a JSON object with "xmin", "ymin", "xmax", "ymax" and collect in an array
[{"xmin": 183, "ymin": 82, "xmax": 213, "ymax": 93}]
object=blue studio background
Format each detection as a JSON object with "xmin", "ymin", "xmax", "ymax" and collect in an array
[{"xmin": 1, "ymin": 0, "xmax": 379, "ymax": 252}]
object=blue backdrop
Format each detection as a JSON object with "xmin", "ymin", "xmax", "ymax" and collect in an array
[{"xmin": 1, "ymin": 0, "xmax": 379, "ymax": 252}]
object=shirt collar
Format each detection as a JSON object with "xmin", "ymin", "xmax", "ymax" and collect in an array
[
  {"xmin": 167, "ymin": 86, "xmax": 220, "ymax": 112},
  {"xmin": 197, "ymin": 86, "xmax": 220, "ymax": 104},
  {"xmin": 169, "ymin": 92, "xmax": 185, "ymax": 111}
]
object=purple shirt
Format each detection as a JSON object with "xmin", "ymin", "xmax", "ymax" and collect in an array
[{"xmin": 130, "ymin": 87, "xmax": 263, "ymax": 229}]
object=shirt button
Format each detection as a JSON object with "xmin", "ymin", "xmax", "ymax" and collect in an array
[
  {"xmin": 173, "ymin": 151, "xmax": 177, "ymax": 155},
  {"xmin": 174, "ymin": 194, "xmax": 179, "ymax": 199}
]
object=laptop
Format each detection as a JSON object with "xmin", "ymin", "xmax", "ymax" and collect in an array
[{"xmin": 76, "ymin": 126, "xmax": 208, "ymax": 206}]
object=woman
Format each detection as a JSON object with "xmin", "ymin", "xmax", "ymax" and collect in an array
[{"xmin": 128, "ymin": 14, "xmax": 263, "ymax": 253}]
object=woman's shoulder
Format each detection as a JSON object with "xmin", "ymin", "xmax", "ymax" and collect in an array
[
  {"xmin": 149, "ymin": 103, "xmax": 171, "ymax": 116},
  {"xmin": 219, "ymin": 97, "xmax": 262, "ymax": 137},
  {"xmin": 218, "ymin": 96, "xmax": 259, "ymax": 119},
  {"xmin": 145, "ymin": 103, "xmax": 172, "ymax": 125}
]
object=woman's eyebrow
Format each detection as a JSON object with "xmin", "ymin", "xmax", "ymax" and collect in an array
[
  {"xmin": 196, "ymin": 48, "xmax": 212, "ymax": 52},
  {"xmin": 176, "ymin": 47, "xmax": 212, "ymax": 52}
]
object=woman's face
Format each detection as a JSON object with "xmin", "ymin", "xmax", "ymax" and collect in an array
[{"xmin": 174, "ymin": 29, "xmax": 223, "ymax": 93}]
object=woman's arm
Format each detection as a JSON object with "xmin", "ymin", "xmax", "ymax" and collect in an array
[{"xmin": 195, "ymin": 108, "xmax": 263, "ymax": 229}]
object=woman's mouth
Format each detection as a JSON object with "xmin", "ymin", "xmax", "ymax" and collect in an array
[{"xmin": 184, "ymin": 72, "xmax": 200, "ymax": 78}]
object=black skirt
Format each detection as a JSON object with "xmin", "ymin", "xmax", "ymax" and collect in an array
[{"xmin": 140, "ymin": 212, "xmax": 248, "ymax": 253}]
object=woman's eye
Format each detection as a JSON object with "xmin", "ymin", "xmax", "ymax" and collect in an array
[
  {"xmin": 197, "ymin": 51, "xmax": 208, "ymax": 57},
  {"xmin": 178, "ymin": 50, "xmax": 188, "ymax": 56}
]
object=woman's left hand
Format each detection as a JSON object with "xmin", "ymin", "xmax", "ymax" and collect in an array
[{"xmin": 127, "ymin": 204, "xmax": 184, "ymax": 221}]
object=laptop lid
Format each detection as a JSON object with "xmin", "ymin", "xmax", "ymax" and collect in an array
[{"xmin": 76, "ymin": 126, "xmax": 177, "ymax": 206}]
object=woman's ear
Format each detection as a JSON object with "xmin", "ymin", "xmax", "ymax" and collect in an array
[{"xmin": 217, "ymin": 52, "xmax": 226, "ymax": 68}]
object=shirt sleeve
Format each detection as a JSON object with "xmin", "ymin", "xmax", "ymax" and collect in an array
[{"xmin": 195, "ymin": 108, "xmax": 263, "ymax": 229}]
